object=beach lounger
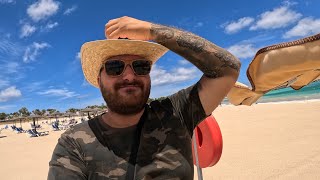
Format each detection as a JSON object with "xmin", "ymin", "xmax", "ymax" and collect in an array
[
  {"xmin": 51, "ymin": 124, "xmax": 60, "ymax": 131},
  {"xmin": 14, "ymin": 127, "xmax": 25, "ymax": 134},
  {"xmin": 26, "ymin": 129, "xmax": 38, "ymax": 137},
  {"xmin": 11, "ymin": 125, "xmax": 16, "ymax": 131},
  {"xmin": 31, "ymin": 129, "xmax": 49, "ymax": 136},
  {"xmin": 26, "ymin": 129, "xmax": 49, "ymax": 137}
]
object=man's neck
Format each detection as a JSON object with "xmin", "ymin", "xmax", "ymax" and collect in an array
[{"xmin": 101, "ymin": 109, "xmax": 145, "ymax": 128}]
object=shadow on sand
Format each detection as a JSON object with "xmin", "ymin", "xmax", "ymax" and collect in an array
[{"xmin": 0, "ymin": 136, "xmax": 7, "ymax": 138}]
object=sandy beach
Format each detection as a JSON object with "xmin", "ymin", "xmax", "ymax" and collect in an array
[{"xmin": 1, "ymin": 100, "xmax": 320, "ymax": 179}]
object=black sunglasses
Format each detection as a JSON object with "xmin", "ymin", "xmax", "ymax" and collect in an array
[{"xmin": 104, "ymin": 59, "xmax": 152, "ymax": 76}]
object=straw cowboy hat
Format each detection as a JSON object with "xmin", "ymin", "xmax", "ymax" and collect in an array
[{"xmin": 80, "ymin": 39, "xmax": 169, "ymax": 88}]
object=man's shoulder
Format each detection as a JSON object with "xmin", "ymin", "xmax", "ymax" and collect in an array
[
  {"xmin": 60, "ymin": 121, "xmax": 97, "ymax": 144},
  {"xmin": 149, "ymin": 97, "xmax": 173, "ymax": 112},
  {"xmin": 64, "ymin": 121, "xmax": 91, "ymax": 134}
]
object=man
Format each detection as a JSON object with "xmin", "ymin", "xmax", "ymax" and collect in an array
[{"xmin": 48, "ymin": 16, "xmax": 240, "ymax": 179}]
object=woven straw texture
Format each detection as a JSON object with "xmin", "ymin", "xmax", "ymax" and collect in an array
[{"xmin": 81, "ymin": 39, "xmax": 168, "ymax": 88}]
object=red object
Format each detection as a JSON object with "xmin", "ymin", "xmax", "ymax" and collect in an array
[{"xmin": 192, "ymin": 115, "xmax": 223, "ymax": 168}]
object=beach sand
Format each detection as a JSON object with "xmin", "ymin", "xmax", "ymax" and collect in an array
[{"xmin": 0, "ymin": 101, "xmax": 320, "ymax": 179}]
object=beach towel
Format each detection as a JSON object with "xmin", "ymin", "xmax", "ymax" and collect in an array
[{"xmin": 227, "ymin": 33, "xmax": 320, "ymax": 105}]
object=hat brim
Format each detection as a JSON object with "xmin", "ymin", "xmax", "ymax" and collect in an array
[{"xmin": 81, "ymin": 39, "xmax": 169, "ymax": 88}]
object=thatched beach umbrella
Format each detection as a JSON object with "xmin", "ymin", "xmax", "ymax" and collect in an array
[
  {"xmin": 46, "ymin": 115, "xmax": 55, "ymax": 124},
  {"xmin": 52, "ymin": 112, "xmax": 62, "ymax": 121},
  {"xmin": 92, "ymin": 107, "xmax": 103, "ymax": 116},
  {"xmin": 29, "ymin": 114, "xmax": 42, "ymax": 130},
  {"xmin": 64, "ymin": 112, "xmax": 76, "ymax": 120},
  {"xmin": 81, "ymin": 108, "xmax": 94, "ymax": 113},
  {"xmin": 13, "ymin": 116, "xmax": 26, "ymax": 128},
  {"xmin": 81, "ymin": 108, "xmax": 94, "ymax": 119}
]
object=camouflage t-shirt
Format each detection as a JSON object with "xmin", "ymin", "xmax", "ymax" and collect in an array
[{"xmin": 48, "ymin": 83, "xmax": 208, "ymax": 180}]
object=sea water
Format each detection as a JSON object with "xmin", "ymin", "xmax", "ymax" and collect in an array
[
  {"xmin": 258, "ymin": 81, "xmax": 320, "ymax": 103},
  {"xmin": 222, "ymin": 81, "xmax": 320, "ymax": 105}
]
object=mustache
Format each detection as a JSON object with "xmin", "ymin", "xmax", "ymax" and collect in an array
[{"xmin": 114, "ymin": 80, "xmax": 144, "ymax": 90}]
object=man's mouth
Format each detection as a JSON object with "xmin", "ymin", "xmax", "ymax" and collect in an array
[{"xmin": 118, "ymin": 85, "xmax": 141, "ymax": 91}]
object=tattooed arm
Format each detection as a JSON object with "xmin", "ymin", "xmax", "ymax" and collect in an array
[
  {"xmin": 150, "ymin": 24, "xmax": 240, "ymax": 114},
  {"xmin": 105, "ymin": 16, "xmax": 241, "ymax": 114}
]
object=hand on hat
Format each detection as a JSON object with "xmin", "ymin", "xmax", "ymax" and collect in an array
[{"xmin": 105, "ymin": 16, "xmax": 152, "ymax": 41}]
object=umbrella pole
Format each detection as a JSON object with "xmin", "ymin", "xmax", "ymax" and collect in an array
[
  {"xmin": 33, "ymin": 118, "xmax": 36, "ymax": 131},
  {"xmin": 193, "ymin": 130, "xmax": 203, "ymax": 180}
]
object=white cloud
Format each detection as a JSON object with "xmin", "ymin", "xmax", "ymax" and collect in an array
[
  {"xmin": 27, "ymin": 0, "xmax": 60, "ymax": 22},
  {"xmin": 227, "ymin": 44, "xmax": 257, "ymax": 59},
  {"xmin": 23, "ymin": 42, "xmax": 50, "ymax": 63},
  {"xmin": 0, "ymin": 86, "xmax": 21, "ymax": 102},
  {"xmin": 24, "ymin": 81, "xmax": 48, "ymax": 92},
  {"xmin": 250, "ymin": 5, "xmax": 302, "ymax": 30},
  {"xmin": 224, "ymin": 17, "xmax": 254, "ymax": 34},
  {"xmin": 0, "ymin": 79, "xmax": 9, "ymax": 88},
  {"xmin": 38, "ymin": 88, "xmax": 78, "ymax": 99},
  {"xmin": 63, "ymin": 5, "xmax": 77, "ymax": 15},
  {"xmin": 178, "ymin": 59, "xmax": 192, "ymax": 66},
  {"xmin": 195, "ymin": 22, "xmax": 203, "ymax": 28},
  {"xmin": 45, "ymin": 22, "xmax": 58, "ymax": 29},
  {"xmin": 0, "ymin": 105, "xmax": 16, "ymax": 110},
  {"xmin": 283, "ymin": 0, "xmax": 298, "ymax": 6},
  {"xmin": 76, "ymin": 52, "xmax": 81, "ymax": 59},
  {"xmin": 151, "ymin": 65, "xmax": 199, "ymax": 86},
  {"xmin": 0, "ymin": 62, "xmax": 19, "ymax": 74},
  {"xmin": 0, "ymin": 38, "xmax": 22, "ymax": 57},
  {"xmin": 20, "ymin": 24, "xmax": 37, "ymax": 38},
  {"xmin": 82, "ymin": 79, "xmax": 90, "ymax": 87},
  {"xmin": 283, "ymin": 17, "xmax": 320, "ymax": 38},
  {"xmin": 0, "ymin": 0, "xmax": 15, "ymax": 4}
]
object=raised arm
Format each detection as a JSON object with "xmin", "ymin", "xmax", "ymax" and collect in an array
[{"xmin": 105, "ymin": 16, "xmax": 241, "ymax": 115}]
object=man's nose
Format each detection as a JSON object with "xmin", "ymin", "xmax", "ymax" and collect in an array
[{"xmin": 121, "ymin": 65, "xmax": 136, "ymax": 81}]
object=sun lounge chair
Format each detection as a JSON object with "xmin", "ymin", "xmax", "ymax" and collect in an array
[
  {"xmin": 52, "ymin": 123, "xmax": 60, "ymax": 131},
  {"xmin": 14, "ymin": 127, "xmax": 25, "ymax": 133},
  {"xmin": 11, "ymin": 125, "xmax": 16, "ymax": 131},
  {"xmin": 31, "ymin": 129, "xmax": 49, "ymax": 136},
  {"xmin": 26, "ymin": 129, "xmax": 38, "ymax": 137}
]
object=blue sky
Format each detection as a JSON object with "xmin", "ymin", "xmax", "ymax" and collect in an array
[{"xmin": 0, "ymin": 0, "xmax": 319, "ymax": 113}]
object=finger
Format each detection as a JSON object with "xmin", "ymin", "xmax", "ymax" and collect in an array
[
  {"xmin": 105, "ymin": 24, "xmax": 119, "ymax": 39},
  {"xmin": 105, "ymin": 18, "xmax": 120, "ymax": 29},
  {"xmin": 108, "ymin": 29, "xmax": 127, "ymax": 39}
]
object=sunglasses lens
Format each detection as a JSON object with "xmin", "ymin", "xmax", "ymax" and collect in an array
[
  {"xmin": 104, "ymin": 60, "xmax": 125, "ymax": 76},
  {"xmin": 132, "ymin": 60, "xmax": 151, "ymax": 75}
]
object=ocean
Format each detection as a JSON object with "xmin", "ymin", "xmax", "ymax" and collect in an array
[
  {"xmin": 259, "ymin": 81, "xmax": 320, "ymax": 103},
  {"xmin": 224, "ymin": 81, "xmax": 320, "ymax": 105}
]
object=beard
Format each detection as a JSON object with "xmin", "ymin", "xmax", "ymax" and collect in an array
[{"xmin": 100, "ymin": 79, "xmax": 150, "ymax": 115}]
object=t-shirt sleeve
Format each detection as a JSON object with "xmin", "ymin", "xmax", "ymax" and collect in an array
[
  {"xmin": 168, "ymin": 82, "xmax": 210, "ymax": 135},
  {"xmin": 48, "ymin": 130, "xmax": 87, "ymax": 180}
]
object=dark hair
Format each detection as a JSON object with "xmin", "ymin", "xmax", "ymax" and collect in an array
[{"xmin": 99, "ymin": 65, "xmax": 104, "ymax": 76}]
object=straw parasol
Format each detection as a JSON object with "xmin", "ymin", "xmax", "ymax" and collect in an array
[
  {"xmin": 12, "ymin": 116, "xmax": 26, "ymax": 128},
  {"xmin": 29, "ymin": 114, "xmax": 42, "ymax": 130},
  {"xmin": 80, "ymin": 108, "xmax": 95, "ymax": 119}
]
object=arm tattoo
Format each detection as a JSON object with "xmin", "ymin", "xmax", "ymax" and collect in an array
[
  {"xmin": 176, "ymin": 32, "xmax": 205, "ymax": 53},
  {"xmin": 150, "ymin": 24, "xmax": 241, "ymax": 78}
]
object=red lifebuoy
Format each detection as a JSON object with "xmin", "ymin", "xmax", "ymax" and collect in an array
[{"xmin": 192, "ymin": 115, "xmax": 223, "ymax": 168}]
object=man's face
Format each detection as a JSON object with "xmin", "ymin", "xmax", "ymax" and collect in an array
[{"xmin": 98, "ymin": 55, "xmax": 151, "ymax": 115}]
